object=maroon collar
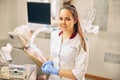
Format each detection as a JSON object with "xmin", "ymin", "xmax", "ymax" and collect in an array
[{"xmin": 59, "ymin": 31, "xmax": 77, "ymax": 39}]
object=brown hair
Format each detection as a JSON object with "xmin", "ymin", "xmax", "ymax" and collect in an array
[{"xmin": 61, "ymin": 5, "xmax": 87, "ymax": 51}]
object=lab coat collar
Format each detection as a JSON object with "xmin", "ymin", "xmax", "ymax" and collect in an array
[{"xmin": 59, "ymin": 31, "xmax": 77, "ymax": 39}]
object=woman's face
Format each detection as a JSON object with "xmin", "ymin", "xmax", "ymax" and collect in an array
[{"xmin": 59, "ymin": 9, "xmax": 76, "ymax": 33}]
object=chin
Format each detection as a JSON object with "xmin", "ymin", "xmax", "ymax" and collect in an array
[{"xmin": 60, "ymin": 28, "xmax": 67, "ymax": 32}]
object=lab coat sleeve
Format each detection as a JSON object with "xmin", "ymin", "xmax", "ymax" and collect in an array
[{"xmin": 72, "ymin": 43, "xmax": 89, "ymax": 80}]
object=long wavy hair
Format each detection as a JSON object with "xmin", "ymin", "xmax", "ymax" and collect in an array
[{"xmin": 60, "ymin": 5, "xmax": 87, "ymax": 51}]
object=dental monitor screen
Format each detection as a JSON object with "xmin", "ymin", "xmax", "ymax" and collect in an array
[{"xmin": 27, "ymin": 2, "xmax": 51, "ymax": 25}]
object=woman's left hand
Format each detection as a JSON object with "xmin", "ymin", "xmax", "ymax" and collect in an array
[{"xmin": 41, "ymin": 61, "xmax": 59, "ymax": 75}]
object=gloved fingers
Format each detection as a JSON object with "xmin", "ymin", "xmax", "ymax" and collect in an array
[
  {"xmin": 42, "ymin": 66, "xmax": 50, "ymax": 74},
  {"xmin": 41, "ymin": 64, "xmax": 59, "ymax": 75},
  {"xmin": 42, "ymin": 70, "xmax": 50, "ymax": 74},
  {"xmin": 41, "ymin": 60, "xmax": 53, "ymax": 69},
  {"xmin": 41, "ymin": 63, "xmax": 46, "ymax": 69},
  {"xmin": 41, "ymin": 64, "xmax": 49, "ymax": 72}
]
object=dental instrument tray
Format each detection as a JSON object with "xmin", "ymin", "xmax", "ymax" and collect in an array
[{"xmin": 0, "ymin": 64, "xmax": 37, "ymax": 80}]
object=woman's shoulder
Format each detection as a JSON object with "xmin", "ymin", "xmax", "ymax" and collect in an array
[{"xmin": 51, "ymin": 29, "xmax": 61, "ymax": 37}]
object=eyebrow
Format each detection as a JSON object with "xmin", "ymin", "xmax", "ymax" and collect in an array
[{"xmin": 59, "ymin": 16, "xmax": 71, "ymax": 19}]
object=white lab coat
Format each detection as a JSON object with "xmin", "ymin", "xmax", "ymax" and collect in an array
[{"xmin": 49, "ymin": 30, "xmax": 89, "ymax": 80}]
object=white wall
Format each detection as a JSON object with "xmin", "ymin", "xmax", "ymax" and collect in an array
[
  {"xmin": 0, "ymin": 0, "xmax": 27, "ymax": 40},
  {"xmin": 72, "ymin": 0, "xmax": 120, "ymax": 80},
  {"xmin": 0, "ymin": 0, "xmax": 11, "ymax": 39}
]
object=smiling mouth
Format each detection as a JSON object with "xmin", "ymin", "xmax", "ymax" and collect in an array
[{"xmin": 61, "ymin": 25, "xmax": 67, "ymax": 28}]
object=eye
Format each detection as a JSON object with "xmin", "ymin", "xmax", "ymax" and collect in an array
[
  {"xmin": 66, "ymin": 18, "xmax": 70, "ymax": 21},
  {"xmin": 66, "ymin": 17, "xmax": 71, "ymax": 21}
]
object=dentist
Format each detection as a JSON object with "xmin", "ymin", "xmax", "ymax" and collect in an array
[{"xmin": 41, "ymin": 5, "xmax": 89, "ymax": 80}]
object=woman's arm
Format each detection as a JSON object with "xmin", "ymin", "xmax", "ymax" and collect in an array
[{"xmin": 59, "ymin": 69, "xmax": 77, "ymax": 79}]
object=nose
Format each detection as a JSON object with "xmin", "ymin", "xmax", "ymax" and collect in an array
[{"xmin": 61, "ymin": 19, "xmax": 66, "ymax": 25}]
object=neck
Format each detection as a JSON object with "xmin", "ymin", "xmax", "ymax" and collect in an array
[{"xmin": 62, "ymin": 31, "xmax": 73, "ymax": 41}]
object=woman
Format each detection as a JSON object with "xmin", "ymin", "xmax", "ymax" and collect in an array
[{"xmin": 41, "ymin": 5, "xmax": 89, "ymax": 80}]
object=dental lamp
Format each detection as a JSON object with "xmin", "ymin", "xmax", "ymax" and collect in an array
[
  {"xmin": 4, "ymin": 27, "xmax": 50, "ymax": 80},
  {"xmin": 29, "ymin": 27, "xmax": 50, "ymax": 46},
  {"xmin": 80, "ymin": 8, "xmax": 99, "ymax": 34},
  {"xmin": 24, "ymin": 27, "xmax": 50, "ymax": 67}
]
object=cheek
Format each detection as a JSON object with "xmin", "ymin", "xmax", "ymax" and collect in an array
[
  {"xmin": 68, "ymin": 22, "xmax": 75, "ymax": 30},
  {"xmin": 58, "ymin": 22, "xmax": 62, "ymax": 28},
  {"xmin": 67, "ymin": 21, "xmax": 74, "ymax": 27},
  {"xmin": 58, "ymin": 20, "xmax": 62, "ymax": 25}
]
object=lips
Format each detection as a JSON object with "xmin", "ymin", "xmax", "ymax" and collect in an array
[{"xmin": 61, "ymin": 25, "xmax": 67, "ymax": 28}]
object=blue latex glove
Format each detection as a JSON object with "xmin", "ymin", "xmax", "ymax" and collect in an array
[
  {"xmin": 41, "ymin": 61, "xmax": 59, "ymax": 75},
  {"xmin": 41, "ymin": 60, "xmax": 53, "ymax": 69},
  {"xmin": 41, "ymin": 61, "xmax": 54, "ymax": 74}
]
